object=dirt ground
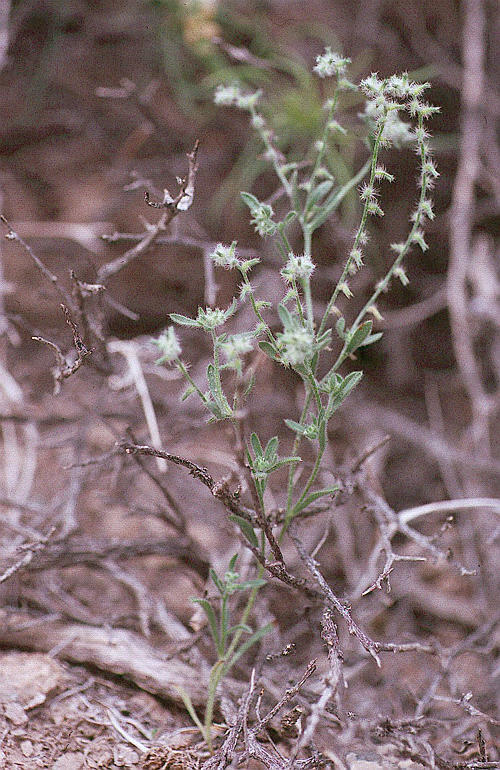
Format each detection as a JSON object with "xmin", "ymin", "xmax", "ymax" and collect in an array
[{"xmin": 0, "ymin": 1, "xmax": 498, "ymax": 768}]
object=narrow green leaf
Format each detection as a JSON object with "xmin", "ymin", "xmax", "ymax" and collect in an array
[
  {"xmin": 264, "ymin": 436, "xmax": 279, "ymax": 462},
  {"xmin": 277, "ymin": 303, "xmax": 294, "ymax": 329},
  {"xmin": 259, "ymin": 340, "xmax": 280, "ymax": 361},
  {"xmin": 335, "ymin": 317, "xmax": 345, "ymax": 338},
  {"xmin": 293, "ymin": 486, "xmax": 339, "ymax": 515},
  {"xmin": 307, "ymin": 180, "xmax": 334, "ymax": 209},
  {"xmin": 229, "ymin": 515, "xmax": 259, "ymax": 548},
  {"xmin": 250, "ymin": 432, "xmax": 263, "ymax": 457},
  {"xmin": 175, "ymin": 686, "xmax": 205, "ymax": 734},
  {"xmin": 191, "ymin": 597, "xmax": 220, "ymax": 651},
  {"xmin": 169, "ymin": 313, "xmax": 199, "ymax": 327},
  {"xmin": 240, "ymin": 191, "xmax": 260, "ymax": 211},
  {"xmin": 282, "ymin": 210, "xmax": 297, "ymax": 226},
  {"xmin": 284, "ymin": 419, "xmax": 307, "ymax": 435},
  {"xmin": 345, "ymin": 321, "xmax": 373, "ymax": 354},
  {"xmin": 268, "ymin": 456, "xmax": 301, "ymax": 472},
  {"xmin": 359, "ymin": 331, "xmax": 383, "ymax": 347},
  {"xmin": 309, "ymin": 158, "xmax": 371, "ymax": 230},
  {"xmin": 224, "ymin": 623, "xmax": 273, "ymax": 675}
]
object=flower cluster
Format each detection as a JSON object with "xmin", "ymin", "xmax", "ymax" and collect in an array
[
  {"xmin": 209, "ymin": 241, "xmax": 241, "ymax": 270},
  {"xmin": 152, "ymin": 326, "xmax": 182, "ymax": 364},
  {"xmin": 214, "ymin": 83, "xmax": 261, "ymax": 110},
  {"xmin": 281, "ymin": 253, "xmax": 315, "ymax": 283},
  {"xmin": 313, "ymin": 47, "xmax": 350, "ymax": 79},
  {"xmin": 220, "ymin": 333, "xmax": 255, "ymax": 374},
  {"xmin": 250, "ymin": 202, "xmax": 276, "ymax": 237},
  {"xmin": 277, "ymin": 325, "xmax": 315, "ymax": 367}
]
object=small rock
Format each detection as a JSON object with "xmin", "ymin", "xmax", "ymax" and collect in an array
[
  {"xmin": 52, "ymin": 752, "xmax": 85, "ymax": 770},
  {"xmin": 20, "ymin": 740, "xmax": 34, "ymax": 757},
  {"xmin": 4, "ymin": 702, "xmax": 28, "ymax": 725},
  {"xmin": 0, "ymin": 652, "xmax": 67, "ymax": 709},
  {"xmin": 113, "ymin": 743, "xmax": 140, "ymax": 765}
]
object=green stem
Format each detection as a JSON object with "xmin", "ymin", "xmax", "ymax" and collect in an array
[
  {"xmin": 333, "ymin": 115, "xmax": 429, "ymax": 370},
  {"xmin": 176, "ymin": 360, "xmax": 209, "ymax": 405},
  {"xmin": 317, "ymin": 117, "xmax": 388, "ymax": 338}
]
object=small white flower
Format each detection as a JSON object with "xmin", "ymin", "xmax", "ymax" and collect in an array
[
  {"xmin": 278, "ymin": 326, "xmax": 315, "ymax": 366},
  {"xmin": 363, "ymin": 99, "xmax": 414, "ymax": 147},
  {"xmin": 360, "ymin": 73, "xmax": 385, "ymax": 96},
  {"xmin": 197, "ymin": 307, "xmax": 228, "ymax": 329},
  {"xmin": 221, "ymin": 333, "xmax": 254, "ymax": 372},
  {"xmin": 251, "ymin": 113, "xmax": 265, "ymax": 129},
  {"xmin": 281, "ymin": 253, "xmax": 315, "ymax": 283},
  {"xmin": 153, "ymin": 327, "xmax": 182, "ymax": 364},
  {"xmin": 313, "ymin": 47, "xmax": 350, "ymax": 78},
  {"xmin": 214, "ymin": 83, "xmax": 242, "ymax": 106},
  {"xmin": 250, "ymin": 202, "xmax": 276, "ymax": 237},
  {"xmin": 210, "ymin": 242, "xmax": 241, "ymax": 270}
]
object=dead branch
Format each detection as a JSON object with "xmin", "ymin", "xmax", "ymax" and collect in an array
[
  {"xmin": 0, "ymin": 607, "xmax": 242, "ymax": 708},
  {"xmin": 97, "ymin": 140, "xmax": 200, "ymax": 282},
  {"xmin": 32, "ymin": 304, "xmax": 92, "ymax": 394},
  {"xmin": 0, "ymin": 535, "xmax": 209, "ymax": 578}
]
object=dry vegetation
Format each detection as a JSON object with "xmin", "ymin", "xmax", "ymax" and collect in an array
[{"xmin": 0, "ymin": 1, "xmax": 498, "ymax": 768}]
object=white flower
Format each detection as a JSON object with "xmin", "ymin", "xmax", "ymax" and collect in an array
[
  {"xmin": 250, "ymin": 202, "xmax": 276, "ymax": 237},
  {"xmin": 281, "ymin": 253, "xmax": 315, "ymax": 283},
  {"xmin": 363, "ymin": 100, "xmax": 414, "ymax": 147},
  {"xmin": 235, "ymin": 90, "xmax": 261, "ymax": 110},
  {"xmin": 209, "ymin": 242, "xmax": 241, "ymax": 270},
  {"xmin": 153, "ymin": 327, "xmax": 182, "ymax": 364},
  {"xmin": 214, "ymin": 84, "xmax": 242, "ymax": 106},
  {"xmin": 221, "ymin": 333, "xmax": 254, "ymax": 372},
  {"xmin": 278, "ymin": 326, "xmax": 315, "ymax": 366},
  {"xmin": 313, "ymin": 47, "xmax": 350, "ymax": 78}
]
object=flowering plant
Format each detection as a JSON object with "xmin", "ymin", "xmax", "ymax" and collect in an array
[{"xmin": 153, "ymin": 48, "xmax": 439, "ymax": 746}]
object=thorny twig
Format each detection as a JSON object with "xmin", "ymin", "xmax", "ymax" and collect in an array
[
  {"xmin": 97, "ymin": 140, "xmax": 200, "ymax": 282},
  {"xmin": 289, "ymin": 522, "xmax": 382, "ymax": 665},
  {"xmin": 0, "ymin": 215, "xmax": 75, "ymax": 310},
  {"xmin": 32, "ymin": 304, "xmax": 92, "ymax": 394}
]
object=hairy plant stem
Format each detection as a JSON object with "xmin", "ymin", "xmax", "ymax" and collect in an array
[{"xmin": 318, "ymin": 113, "xmax": 388, "ymax": 338}]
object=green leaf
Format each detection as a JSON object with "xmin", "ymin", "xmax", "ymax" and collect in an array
[
  {"xmin": 277, "ymin": 303, "xmax": 294, "ymax": 329},
  {"xmin": 206, "ymin": 363, "xmax": 232, "ymax": 416},
  {"xmin": 191, "ymin": 597, "xmax": 220, "ymax": 652},
  {"xmin": 259, "ymin": 340, "xmax": 280, "ymax": 361},
  {"xmin": 250, "ymin": 432, "xmax": 263, "ymax": 457},
  {"xmin": 264, "ymin": 436, "xmax": 279, "ymax": 462},
  {"xmin": 309, "ymin": 157, "xmax": 371, "ymax": 230},
  {"xmin": 335, "ymin": 317, "xmax": 345, "ymax": 339},
  {"xmin": 224, "ymin": 622, "xmax": 273, "ymax": 675},
  {"xmin": 359, "ymin": 331, "xmax": 383, "ymax": 347},
  {"xmin": 228, "ymin": 623, "xmax": 252, "ymax": 635},
  {"xmin": 307, "ymin": 180, "xmax": 334, "ymax": 209},
  {"xmin": 228, "ymin": 554, "xmax": 238, "ymax": 571},
  {"xmin": 229, "ymin": 515, "xmax": 259, "ymax": 548},
  {"xmin": 175, "ymin": 686, "xmax": 205, "ymax": 734},
  {"xmin": 293, "ymin": 486, "xmax": 339, "ymax": 515},
  {"xmin": 345, "ymin": 321, "xmax": 373, "ymax": 354},
  {"xmin": 169, "ymin": 313, "xmax": 199, "ymax": 327},
  {"xmin": 181, "ymin": 385, "xmax": 195, "ymax": 401},
  {"xmin": 284, "ymin": 419, "xmax": 307, "ymax": 435},
  {"xmin": 268, "ymin": 456, "xmax": 301, "ymax": 472},
  {"xmin": 282, "ymin": 210, "xmax": 297, "ymax": 226},
  {"xmin": 208, "ymin": 568, "xmax": 224, "ymax": 594},
  {"xmin": 240, "ymin": 191, "xmax": 260, "ymax": 211}
]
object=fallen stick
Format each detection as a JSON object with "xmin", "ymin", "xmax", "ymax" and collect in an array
[{"xmin": 0, "ymin": 609, "xmax": 242, "ymax": 708}]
